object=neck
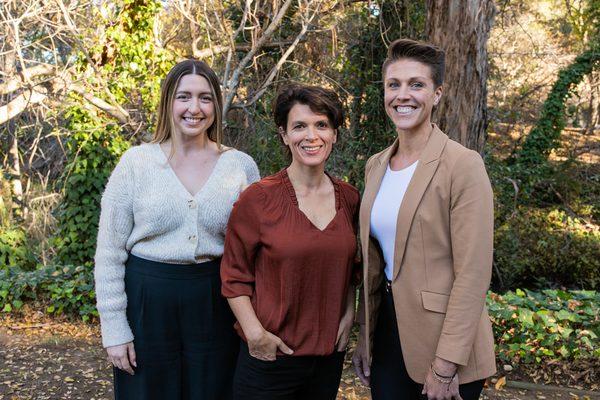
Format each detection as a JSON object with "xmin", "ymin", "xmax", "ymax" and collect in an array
[
  {"xmin": 169, "ymin": 131, "xmax": 214, "ymax": 156},
  {"xmin": 286, "ymin": 161, "xmax": 327, "ymax": 190},
  {"xmin": 395, "ymin": 121, "xmax": 433, "ymax": 158}
]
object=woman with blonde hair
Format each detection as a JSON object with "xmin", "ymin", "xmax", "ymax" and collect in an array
[{"xmin": 94, "ymin": 59, "xmax": 260, "ymax": 399}]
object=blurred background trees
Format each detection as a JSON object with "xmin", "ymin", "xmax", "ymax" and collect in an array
[{"xmin": 0, "ymin": 0, "xmax": 598, "ymax": 291}]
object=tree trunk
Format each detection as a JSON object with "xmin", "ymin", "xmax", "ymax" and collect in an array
[{"xmin": 426, "ymin": 0, "xmax": 496, "ymax": 153}]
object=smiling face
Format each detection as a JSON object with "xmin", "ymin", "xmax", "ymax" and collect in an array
[
  {"xmin": 281, "ymin": 103, "xmax": 337, "ymax": 169},
  {"xmin": 384, "ymin": 58, "xmax": 442, "ymax": 133},
  {"xmin": 171, "ymin": 74, "xmax": 216, "ymax": 139}
]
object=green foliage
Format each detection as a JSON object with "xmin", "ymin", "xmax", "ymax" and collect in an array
[
  {"xmin": 514, "ymin": 43, "xmax": 600, "ymax": 193},
  {"xmin": 0, "ymin": 265, "xmax": 97, "ymax": 322},
  {"xmin": 488, "ymin": 289, "xmax": 599, "ymax": 364},
  {"xmin": 0, "ymin": 227, "xmax": 36, "ymax": 271},
  {"xmin": 494, "ymin": 208, "xmax": 600, "ymax": 290},
  {"xmin": 54, "ymin": 0, "xmax": 173, "ymax": 266},
  {"xmin": 53, "ymin": 110, "xmax": 130, "ymax": 266}
]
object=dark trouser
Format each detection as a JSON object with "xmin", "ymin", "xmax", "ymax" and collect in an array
[
  {"xmin": 370, "ymin": 285, "xmax": 485, "ymax": 400},
  {"xmin": 113, "ymin": 254, "xmax": 239, "ymax": 400},
  {"xmin": 233, "ymin": 342, "xmax": 345, "ymax": 400}
]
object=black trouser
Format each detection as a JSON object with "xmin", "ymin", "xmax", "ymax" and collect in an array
[
  {"xmin": 370, "ymin": 285, "xmax": 485, "ymax": 400},
  {"xmin": 113, "ymin": 255, "xmax": 239, "ymax": 400},
  {"xmin": 233, "ymin": 341, "xmax": 345, "ymax": 400}
]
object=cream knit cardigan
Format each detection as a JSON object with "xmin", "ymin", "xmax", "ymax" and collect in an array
[{"xmin": 94, "ymin": 143, "xmax": 260, "ymax": 347}]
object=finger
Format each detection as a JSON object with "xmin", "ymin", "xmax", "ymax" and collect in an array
[
  {"xmin": 353, "ymin": 356, "xmax": 370, "ymax": 386},
  {"xmin": 362, "ymin": 356, "xmax": 370, "ymax": 378},
  {"xmin": 422, "ymin": 381, "xmax": 427, "ymax": 395},
  {"xmin": 277, "ymin": 340, "xmax": 294, "ymax": 355},
  {"xmin": 454, "ymin": 390, "xmax": 464, "ymax": 400},
  {"xmin": 335, "ymin": 325, "xmax": 344, "ymax": 344},
  {"xmin": 127, "ymin": 343, "xmax": 137, "ymax": 368},
  {"xmin": 120, "ymin": 356, "xmax": 134, "ymax": 375}
]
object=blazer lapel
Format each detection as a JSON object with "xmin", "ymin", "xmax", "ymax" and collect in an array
[
  {"xmin": 360, "ymin": 140, "xmax": 398, "ymax": 249},
  {"xmin": 392, "ymin": 125, "xmax": 448, "ymax": 281}
]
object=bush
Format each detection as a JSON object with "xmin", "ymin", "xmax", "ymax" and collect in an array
[
  {"xmin": 488, "ymin": 289, "xmax": 599, "ymax": 364},
  {"xmin": 0, "ymin": 227, "xmax": 36, "ymax": 271},
  {"xmin": 494, "ymin": 208, "xmax": 600, "ymax": 289},
  {"xmin": 0, "ymin": 264, "xmax": 97, "ymax": 322}
]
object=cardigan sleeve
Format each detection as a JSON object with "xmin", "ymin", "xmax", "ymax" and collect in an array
[
  {"xmin": 221, "ymin": 183, "xmax": 264, "ymax": 298},
  {"xmin": 94, "ymin": 150, "xmax": 135, "ymax": 348},
  {"xmin": 435, "ymin": 150, "xmax": 494, "ymax": 366}
]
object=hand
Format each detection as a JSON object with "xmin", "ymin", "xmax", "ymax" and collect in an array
[
  {"xmin": 351, "ymin": 328, "xmax": 370, "ymax": 386},
  {"xmin": 422, "ymin": 358, "xmax": 462, "ymax": 400},
  {"xmin": 106, "ymin": 342, "xmax": 136, "ymax": 375},
  {"xmin": 335, "ymin": 313, "xmax": 354, "ymax": 352},
  {"xmin": 247, "ymin": 329, "xmax": 293, "ymax": 361}
]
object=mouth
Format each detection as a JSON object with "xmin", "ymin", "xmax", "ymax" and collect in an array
[
  {"xmin": 300, "ymin": 144, "xmax": 323, "ymax": 155},
  {"xmin": 393, "ymin": 105, "xmax": 417, "ymax": 115},
  {"xmin": 182, "ymin": 116, "xmax": 205, "ymax": 125}
]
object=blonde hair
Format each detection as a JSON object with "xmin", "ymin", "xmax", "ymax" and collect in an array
[{"xmin": 152, "ymin": 59, "xmax": 224, "ymax": 148}]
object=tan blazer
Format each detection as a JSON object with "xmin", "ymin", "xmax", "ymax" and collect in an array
[{"xmin": 357, "ymin": 124, "xmax": 496, "ymax": 384}]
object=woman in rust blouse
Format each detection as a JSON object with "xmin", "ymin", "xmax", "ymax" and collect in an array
[{"xmin": 221, "ymin": 84, "xmax": 359, "ymax": 400}]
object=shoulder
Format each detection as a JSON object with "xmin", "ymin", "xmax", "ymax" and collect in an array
[
  {"xmin": 442, "ymin": 139, "xmax": 485, "ymax": 173},
  {"xmin": 117, "ymin": 142, "xmax": 158, "ymax": 168},
  {"xmin": 221, "ymin": 148, "xmax": 260, "ymax": 179},
  {"xmin": 334, "ymin": 178, "xmax": 360, "ymax": 206}
]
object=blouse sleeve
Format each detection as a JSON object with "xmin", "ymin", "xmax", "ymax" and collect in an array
[
  {"xmin": 94, "ymin": 151, "xmax": 135, "ymax": 348},
  {"xmin": 221, "ymin": 183, "xmax": 264, "ymax": 298}
]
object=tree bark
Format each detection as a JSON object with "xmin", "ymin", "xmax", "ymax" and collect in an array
[{"xmin": 426, "ymin": 0, "xmax": 496, "ymax": 153}]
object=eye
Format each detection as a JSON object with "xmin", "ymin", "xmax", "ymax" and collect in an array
[
  {"xmin": 411, "ymin": 81, "xmax": 425, "ymax": 88},
  {"xmin": 176, "ymin": 94, "xmax": 190, "ymax": 100},
  {"xmin": 201, "ymin": 95, "xmax": 213, "ymax": 103},
  {"xmin": 387, "ymin": 81, "xmax": 399, "ymax": 88},
  {"xmin": 293, "ymin": 123, "xmax": 305, "ymax": 130},
  {"xmin": 316, "ymin": 121, "xmax": 330, "ymax": 128}
]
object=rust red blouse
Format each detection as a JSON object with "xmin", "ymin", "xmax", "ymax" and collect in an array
[{"xmin": 221, "ymin": 169, "xmax": 360, "ymax": 356}]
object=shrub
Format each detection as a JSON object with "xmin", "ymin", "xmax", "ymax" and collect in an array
[
  {"xmin": 488, "ymin": 289, "xmax": 599, "ymax": 364},
  {"xmin": 494, "ymin": 208, "xmax": 600, "ymax": 290},
  {"xmin": 0, "ymin": 227, "xmax": 36, "ymax": 271},
  {"xmin": 0, "ymin": 264, "xmax": 97, "ymax": 322}
]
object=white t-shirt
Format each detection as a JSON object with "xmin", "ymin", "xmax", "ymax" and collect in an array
[{"xmin": 370, "ymin": 161, "xmax": 418, "ymax": 280}]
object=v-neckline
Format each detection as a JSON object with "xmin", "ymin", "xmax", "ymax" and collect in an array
[
  {"xmin": 281, "ymin": 169, "xmax": 341, "ymax": 232},
  {"xmin": 155, "ymin": 143, "xmax": 226, "ymax": 199}
]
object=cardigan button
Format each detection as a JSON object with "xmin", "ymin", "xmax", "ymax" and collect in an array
[
  {"xmin": 188, "ymin": 199, "xmax": 197, "ymax": 209},
  {"xmin": 188, "ymin": 234, "xmax": 197, "ymax": 242}
]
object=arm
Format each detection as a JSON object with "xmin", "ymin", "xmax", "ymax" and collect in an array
[
  {"xmin": 435, "ymin": 150, "xmax": 494, "ymax": 366},
  {"xmin": 221, "ymin": 184, "xmax": 292, "ymax": 360},
  {"xmin": 228, "ymin": 296, "xmax": 293, "ymax": 360},
  {"xmin": 93, "ymin": 152, "xmax": 136, "ymax": 374},
  {"xmin": 335, "ymin": 284, "xmax": 356, "ymax": 351}
]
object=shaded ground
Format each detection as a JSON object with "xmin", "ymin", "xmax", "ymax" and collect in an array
[{"xmin": 0, "ymin": 314, "xmax": 598, "ymax": 400}]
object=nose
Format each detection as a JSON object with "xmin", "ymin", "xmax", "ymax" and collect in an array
[
  {"xmin": 188, "ymin": 98, "xmax": 201, "ymax": 114},
  {"xmin": 305, "ymin": 126, "xmax": 317, "ymax": 140},
  {"xmin": 396, "ymin": 84, "xmax": 411, "ymax": 100}
]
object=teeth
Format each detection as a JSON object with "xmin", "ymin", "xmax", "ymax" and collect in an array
[
  {"xmin": 184, "ymin": 117, "xmax": 203, "ymax": 122},
  {"xmin": 395, "ymin": 106, "xmax": 416, "ymax": 114},
  {"xmin": 303, "ymin": 146, "xmax": 321, "ymax": 151}
]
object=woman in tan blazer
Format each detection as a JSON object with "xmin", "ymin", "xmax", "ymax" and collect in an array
[{"xmin": 352, "ymin": 39, "xmax": 496, "ymax": 400}]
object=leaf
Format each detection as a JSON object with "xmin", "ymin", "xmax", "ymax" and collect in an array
[{"xmin": 495, "ymin": 376, "xmax": 506, "ymax": 390}]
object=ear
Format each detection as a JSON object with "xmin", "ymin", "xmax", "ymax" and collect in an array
[
  {"xmin": 433, "ymin": 85, "xmax": 443, "ymax": 106},
  {"xmin": 279, "ymin": 127, "xmax": 288, "ymax": 145},
  {"xmin": 333, "ymin": 129, "xmax": 338, "ymax": 144}
]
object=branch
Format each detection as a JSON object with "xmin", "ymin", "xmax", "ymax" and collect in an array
[
  {"xmin": 0, "ymin": 63, "xmax": 56, "ymax": 95},
  {"xmin": 222, "ymin": 0, "xmax": 295, "ymax": 117},
  {"xmin": 0, "ymin": 87, "xmax": 48, "ymax": 125},
  {"xmin": 70, "ymin": 84, "xmax": 129, "ymax": 124}
]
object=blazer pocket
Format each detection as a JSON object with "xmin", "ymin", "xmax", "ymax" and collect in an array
[{"xmin": 421, "ymin": 291, "xmax": 450, "ymax": 314}]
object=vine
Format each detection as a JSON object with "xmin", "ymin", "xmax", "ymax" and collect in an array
[{"xmin": 515, "ymin": 43, "xmax": 600, "ymax": 187}]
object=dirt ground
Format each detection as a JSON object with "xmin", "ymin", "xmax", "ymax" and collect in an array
[{"xmin": 0, "ymin": 314, "xmax": 598, "ymax": 400}]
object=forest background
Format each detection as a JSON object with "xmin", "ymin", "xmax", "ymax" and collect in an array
[{"xmin": 0, "ymin": 0, "xmax": 598, "ymax": 395}]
